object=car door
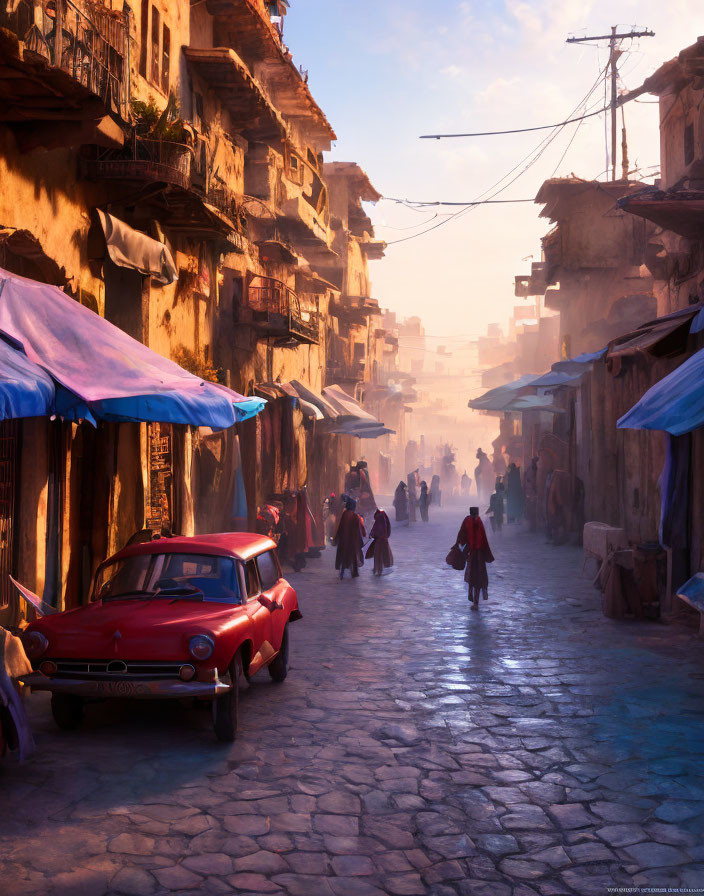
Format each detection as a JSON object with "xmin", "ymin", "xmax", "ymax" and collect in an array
[
  {"xmin": 255, "ymin": 549, "xmax": 289, "ymax": 651},
  {"xmin": 241, "ymin": 558, "xmax": 274, "ymax": 675}
]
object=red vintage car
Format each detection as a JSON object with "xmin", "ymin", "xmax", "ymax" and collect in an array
[{"xmin": 19, "ymin": 533, "xmax": 301, "ymax": 742}]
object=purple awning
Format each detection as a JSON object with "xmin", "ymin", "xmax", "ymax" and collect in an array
[{"xmin": 0, "ymin": 267, "xmax": 264, "ymax": 427}]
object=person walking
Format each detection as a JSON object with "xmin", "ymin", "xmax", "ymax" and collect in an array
[
  {"xmin": 456, "ymin": 506, "xmax": 494, "ymax": 611},
  {"xmin": 418, "ymin": 480, "xmax": 431, "ymax": 522},
  {"xmin": 366, "ymin": 508, "xmax": 393, "ymax": 576},
  {"xmin": 393, "ymin": 481, "xmax": 409, "ymax": 524},
  {"xmin": 460, "ymin": 471, "xmax": 470, "ymax": 497},
  {"xmin": 407, "ymin": 471, "xmax": 418, "ymax": 522},
  {"xmin": 430, "ymin": 474, "xmax": 442, "ymax": 507},
  {"xmin": 488, "ymin": 477, "xmax": 505, "ymax": 533},
  {"xmin": 475, "ymin": 449, "xmax": 493, "ymax": 507},
  {"xmin": 333, "ymin": 496, "xmax": 366, "ymax": 579},
  {"xmin": 506, "ymin": 463, "xmax": 525, "ymax": 524},
  {"xmin": 524, "ymin": 457, "xmax": 538, "ymax": 532}
]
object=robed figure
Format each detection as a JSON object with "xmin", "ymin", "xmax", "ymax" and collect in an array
[
  {"xmin": 506, "ymin": 463, "xmax": 525, "ymax": 523},
  {"xmin": 333, "ymin": 498, "xmax": 366, "ymax": 579},
  {"xmin": 457, "ymin": 507, "xmax": 494, "ymax": 611},
  {"xmin": 393, "ymin": 481, "xmax": 409, "ymax": 524},
  {"xmin": 366, "ymin": 508, "xmax": 393, "ymax": 576}
]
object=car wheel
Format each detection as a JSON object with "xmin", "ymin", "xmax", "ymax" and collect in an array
[
  {"xmin": 268, "ymin": 626, "xmax": 289, "ymax": 683},
  {"xmin": 212, "ymin": 652, "xmax": 241, "ymax": 743},
  {"xmin": 51, "ymin": 693, "xmax": 84, "ymax": 731}
]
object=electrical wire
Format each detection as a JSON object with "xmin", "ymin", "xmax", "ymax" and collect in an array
[
  {"xmin": 381, "ymin": 197, "xmax": 536, "ymax": 207},
  {"xmin": 419, "ymin": 106, "xmax": 610, "ymax": 140},
  {"xmin": 386, "ymin": 64, "xmax": 609, "ymax": 246}
]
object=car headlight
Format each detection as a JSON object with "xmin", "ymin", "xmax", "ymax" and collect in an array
[
  {"xmin": 189, "ymin": 634, "xmax": 214, "ymax": 661},
  {"xmin": 24, "ymin": 630, "xmax": 49, "ymax": 660}
]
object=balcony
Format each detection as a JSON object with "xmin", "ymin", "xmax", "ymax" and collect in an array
[
  {"xmin": 0, "ymin": 0, "xmax": 129, "ymax": 144},
  {"xmin": 82, "ymin": 135, "xmax": 192, "ymax": 189},
  {"xmin": 183, "ymin": 46, "xmax": 286, "ymax": 143},
  {"xmin": 330, "ymin": 295, "xmax": 381, "ymax": 324},
  {"xmin": 82, "ymin": 136, "xmax": 245, "ymax": 241},
  {"xmin": 243, "ymin": 274, "xmax": 319, "ymax": 345}
]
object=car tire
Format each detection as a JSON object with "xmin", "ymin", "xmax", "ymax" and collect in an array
[
  {"xmin": 51, "ymin": 693, "xmax": 84, "ymax": 731},
  {"xmin": 268, "ymin": 626, "xmax": 289, "ymax": 683},
  {"xmin": 212, "ymin": 652, "xmax": 241, "ymax": 743}
]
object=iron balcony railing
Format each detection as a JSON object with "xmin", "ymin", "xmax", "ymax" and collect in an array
[
  {"xmin": 247, "ymin": 275, "xmax": 320, "ymax": 343},
  {"xmin": 2, "ymin": 0, "xmax": 130, "ymax": 119},
  {"xmin": 81, "ymin": 135, "xmax": 193, "ymax": 188}
]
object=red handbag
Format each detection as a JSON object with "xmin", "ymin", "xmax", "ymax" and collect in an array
[{"xmin": 445, "ymin": 544, "xmax": 466, "ymax": 571}]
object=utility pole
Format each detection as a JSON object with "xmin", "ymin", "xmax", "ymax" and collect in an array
[{"xmin": 567, "ymin": 27, "xmax": 654, "ymax": 181}]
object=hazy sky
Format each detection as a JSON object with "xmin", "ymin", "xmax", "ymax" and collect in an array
[{"xmin": 286, "ymin": 1, "xmax": 701, "ymax": 342}]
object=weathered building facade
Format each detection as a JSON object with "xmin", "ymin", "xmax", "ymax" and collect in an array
[{"xmin": 0, "ymin": 0, "xmax": 392, "ymax": 623}]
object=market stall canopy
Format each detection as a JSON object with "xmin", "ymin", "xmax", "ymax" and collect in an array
[
  {"xmin": 289, "ymin": 380, "xmax": 340, "ymax": 421},
  {"xmin": 0, "ymin": 267, "xmax": 264, "ymax": 427},
  {"xmin": 617, "ymin": 346, "xmax": 704, "ymax": 436},
  {"xmin": 529, "ymin": 348, "xmax": 607, "ymax": 388},
  {"xmin": 503, "ymin": 394, "xmax": 565, "ymax": 414},
  {"xmin": 322, "ymin": 384, "xmax": 392, "ymax": 437},
  {"xmin": 0, "ymin": 337, "xmax": 55, "ymax": 419},
  {"xmin": 606, "ymin": 305, "xmax": 700, "ymax": 365},
  {"xmin": 278, "ymin": 382, "xmax": 324, "ymax": 421},
  {"xmin": 97, "ymin": 211, "xmax": 178, "ymax": 285},
  {"xmin": 468, "ymin": 374, "xmax": 538, "ymax": 411},
  {"xmin": 253, "ymin": 381, "xmax": 328, "ymax": 422}
]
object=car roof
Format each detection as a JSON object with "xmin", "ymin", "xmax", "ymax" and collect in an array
[{"xmin": 109, "ymin": 533, "xmax": 277, "ymax": 565}]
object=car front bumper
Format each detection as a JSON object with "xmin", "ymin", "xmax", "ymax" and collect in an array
[{"xmin": 19, "ymin": 672, "xmax": 232, "ymax": 700}]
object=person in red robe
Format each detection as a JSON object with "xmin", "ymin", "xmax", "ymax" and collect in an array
[
  {"xmin": 366, "ymin": 508, "xmax": 393, "ymax": 576},
  {"xmin": 456, "ymin": 506, "xmax": 495, "ymax": 611},
  {"xmin": 333, "ymin": 497, "xmax": 366, "ymax": 579}
]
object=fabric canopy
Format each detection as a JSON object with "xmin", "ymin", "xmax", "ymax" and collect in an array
[
  {"xmin": 529, "ymin": 348, "xmax": 607, "ymax": 389},
  {"xmin": 278, "ymin": 382, "xmax": 324, "ymax": 420},
  {"xmin": 607, "ymin": 307, "xmax": 698, "ymax": 362},
  {"xmin": 97, "ymin": 211, "xmax": 178, "ymax": 285},
  {"xmin": 289, "ymin": 379, "xmax": 340, "ymax": 421},
  {"xmin": 0, "ymin": 337, "xmax": 55, "ymax": 419},
  {"xmin": 617, "ymin": 347, "xmax": 704, "ymax": 436},
  {"xmin": 468, "ymin": 374, "xmax": 538, "ymax": 411},
  {"xmin": 322, "ymin": 384, "xmax": 391, "ymax": 437},
  {"xmin": 0, "ymin": 267, "xmax": 264, "ymax": 427},
  {"xmin": 503, "ymin": 394, "xmax": 565, "ymax": 413}
]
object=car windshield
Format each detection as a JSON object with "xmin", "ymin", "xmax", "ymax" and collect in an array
[{"xmin": 93, "ymin": 553, "xmax": 241, "ymax": 604}]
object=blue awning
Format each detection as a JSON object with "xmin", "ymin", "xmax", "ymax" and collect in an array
[
  {"xmin": 0, "ymin": 267, "xmax": 264, "ymax": 427},
  {"xmin": 468, "ymin": 374, "xmax": 540, "ymax": 411},
  {"xmin": 617, "ymin": 347, "xmax": 704, "ymax": 436},
  {"xmin": 529, "ymin": 348, "xmax": 607, "ymax": 389},
  {"xmin": 0, "ymin": 338, "xmax": 54, "ymax": 419}
]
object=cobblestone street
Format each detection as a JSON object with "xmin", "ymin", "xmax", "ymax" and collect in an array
[{"xmin": 3, "ymin": 506, "xmax": 704, "ymax": 896}]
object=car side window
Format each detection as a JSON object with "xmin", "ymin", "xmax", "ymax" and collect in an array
[
  {"xmin": 244, "ymin": 560, "xmax": 260, "ymax": 600},
  {"xmin": 256, "ymin": 550, "xmax": 281, "ymax": 591}
]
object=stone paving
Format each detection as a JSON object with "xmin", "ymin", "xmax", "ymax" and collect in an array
[{"xmin": 2, "ymin": 506, "xmax": 704, "ymax": 896}]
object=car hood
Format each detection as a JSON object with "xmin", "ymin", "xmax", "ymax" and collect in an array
[{"xmin": 30, "ymin": 598, "xmax": 243, "ymax": 660}]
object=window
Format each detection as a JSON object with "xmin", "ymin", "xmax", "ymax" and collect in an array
[
  {"xmin": 685, "ymin": 122, "xmax": 695, "ymax": 166},
  {"xmin": 150, "ymin": 6, "xmax": 160, "ymax": 86},
  {"xmin": 244, "ymin": 560, "xmax": 260, "ymax": 599},
  {"xmin": 161, "ymin": 24, "xmax": 170, "ymax": 94},
  {"xmin": 256, "ymin": 551, "xmax": 281, "ymax": 591},
  {"xmin": 93, "ymin": 553, "xmax": 241, "ymax": 604},
  {"xmin": 139, "ymin": 0, "xmax": 148, "ymax": 77}
]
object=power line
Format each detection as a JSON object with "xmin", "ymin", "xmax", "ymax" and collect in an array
[
  {"xmin": 381, "ymin": 197, "xmax": 535, "ymax": 207},
  {"xmin": 419, "ymin": 106, "xmax": 609, "ymax": 140},
  {"xmin": 386, "ymin": 64, "xmax": 609, "ymax": 246}
]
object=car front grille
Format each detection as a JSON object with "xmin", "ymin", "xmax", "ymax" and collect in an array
[{"xmin": 48, "ymin": 659, "xmax": 184, "ymax": 680}]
